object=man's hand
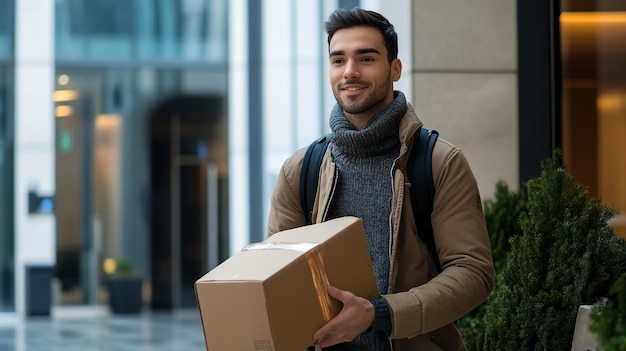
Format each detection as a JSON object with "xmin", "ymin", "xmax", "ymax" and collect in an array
[{"xmin": 312, "ymin": 285, "xmax": 375, "ymax": 348}]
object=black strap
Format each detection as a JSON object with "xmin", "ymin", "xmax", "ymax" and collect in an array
[
  {"xmin": 299, "ymin": 127, "xmax": 439, "ymax": 270},
  {"xmin": 300, "ymin": 135, "xmax": 330, "ymax": 225},
  {"xmin": 407, "ymin": 127, "xmax": 440, "ymax": 271}
]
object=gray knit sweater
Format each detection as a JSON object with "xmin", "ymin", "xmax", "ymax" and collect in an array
[{"xmin": 323, "ymin": 92, "xmax": 406, "ymax": 351}]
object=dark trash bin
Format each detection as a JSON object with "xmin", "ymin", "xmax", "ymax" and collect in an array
[{"xmin": 26, "ymin": 265, "xmax": 52, "ymax": 317}]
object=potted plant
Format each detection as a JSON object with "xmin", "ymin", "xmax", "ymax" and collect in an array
[
  {"xmin": 483, "ymin": 151, "xmax": 626, "ymax": 350},
  {"xmin": 457, "ymin": 180, "xmax": 528, "ymax": 351},
  {"xmin": 105, "ymin": 257, "xmax": 143, "ymax": 314},
  {"xmin": 589, "ymin": 273, "xmax": 626, "ymax": 351}
]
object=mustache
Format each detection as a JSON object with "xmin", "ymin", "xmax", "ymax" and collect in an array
[{"xmin": 338, "ymin": 80, "xmax": 370, "ymax": 88}]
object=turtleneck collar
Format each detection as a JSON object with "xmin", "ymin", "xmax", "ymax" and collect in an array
[{"xmin": 329, "ymin": 91, "xmax": 406, "ymax": 158}]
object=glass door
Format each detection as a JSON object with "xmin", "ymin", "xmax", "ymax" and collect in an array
[
  {"xmin": 55, "ymin": 71, "xmax": 96, "ymax": 305},
  {"xmin": 176, "ymin": 140, "xmax": 219, "ymax": 307},
  {"xmin": 55, "ymin": 69, "xmax": 128, "ymax": 305},
  {"xmin": 150, "ymin": 96, "xmax": 224, "ymax": 309},
  {"xmin": 560, "ymin": 1, "xmax": 626, "ymax": 239},
  {"xmin": 0, "ymin": 66, "xmax": 14, "ymax": 312}
]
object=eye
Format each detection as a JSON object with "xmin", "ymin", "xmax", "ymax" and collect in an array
[
  {"xmin": 331, "ymin": 58, "xmax": 344, "ymax": 65},
  {"xmin": 362, "ymin": 57, "xmax": 375, "ymax": 62}
]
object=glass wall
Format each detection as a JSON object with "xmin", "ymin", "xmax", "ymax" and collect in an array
[
  {"xmin": 55, "ymin": 0, "xmax": 227, "ymax": 63},
  {"xmin": 54, "ymin": 69, "xmax": 229, "ymax": 307},
  {"xmin": 54, "ymin": 0, "xmax": 229, "ymax": 308},
  {"xmin": 0, "ymin": 67, "xmax": 14, "ymax": 313},
  {"xmin": 560, "ymin": 1, "xmax": 626, "ymax": 239},
  {"xmin": 0, "ymin": 0, "xmax": 13, "ymax": 60},
  {"xmin": 55, "ymin": 68, "xmax": 131, "ymax": 305},
  {"xmin": 0, "ymin": 0, "xmax": 14, "ymax": 313}
]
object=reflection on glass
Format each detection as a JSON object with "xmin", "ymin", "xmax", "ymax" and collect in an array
[
  {"xmin": 0, "ymin": 0, "xmax": 14, "ymax": 59},
  {"xmin": 56, "ymin": 0, "xmax": 227, "ymax": 63},
  {"xmin": 55, "ymin": 71, "xmax": 88, "ymax": 304},
  {"xmin": 54, "ymin": 67, "xmax": 229, "ymax": 309},
  {"xmin": 94, "ymin": 113, "xmax": 122, "ymax": 269},
  {"xmin": 560, "ymin": 2, "xmax": 626, "ymax": 239},
  {"xmin": 0, "ymin": 67, "xmax": 15, "ymax": 312}
]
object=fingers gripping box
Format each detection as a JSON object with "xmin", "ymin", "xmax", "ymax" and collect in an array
[{"xmin": 194, "ymin": 216, "xmax": 378, "ymax": 351}]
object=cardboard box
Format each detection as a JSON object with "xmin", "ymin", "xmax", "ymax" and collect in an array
[{"xmin": 195, "ymin": 216, "xmax": 378, "ymax": 351}]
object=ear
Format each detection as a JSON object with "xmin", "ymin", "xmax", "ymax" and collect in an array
[{"xmin": 391, "ymin": 58, "xmax": 402, "ymax": 82}]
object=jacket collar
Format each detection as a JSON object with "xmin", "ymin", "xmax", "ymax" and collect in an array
[{"xmin": 397, "ymin": 102, "xmax": 424, "ymax": 164}]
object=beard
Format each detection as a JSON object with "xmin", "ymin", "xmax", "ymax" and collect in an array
[{"xmin": 333, "ymin": 76, "xmax": 392, "ymax": 115}]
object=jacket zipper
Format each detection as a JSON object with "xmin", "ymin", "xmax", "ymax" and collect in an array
[
  {"xmin": 386, "ymin": 158, "xmax": 403, "ymax": 351},
  {"xmin": 386, "ymin": 163, "xmax": 396, "ymax": 294},
  {"xmin": 386, "ymin": 163, "xmax": 398, "ymax": 351},
  {"xmin": 320, "ymin": 166, "xmax": 339, "ymax": 222}
]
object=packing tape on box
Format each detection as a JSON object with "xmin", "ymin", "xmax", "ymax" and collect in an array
[{"xmin": 243, "ymin": 242, "xmax": 333, "ymax": 323}]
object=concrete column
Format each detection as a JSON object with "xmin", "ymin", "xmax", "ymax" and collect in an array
[
  {"xmin": 410, "ymin": 0, "xmax": 518, "ymax": 197},
  {"xmin": 361, "ymin": 0, "xmax": 414, "ymax": 98},
  {"xmin": 229, "ymin": 0, "xmax": 250, "ymax": 254},
  {"xmin": 14, "ymin": 0, "xmax": 55, "ymax": 316}
]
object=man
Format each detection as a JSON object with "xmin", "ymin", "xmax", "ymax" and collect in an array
[{"xmin": 267, "ymin": 7, "xmax": 494, "ymax": 351}]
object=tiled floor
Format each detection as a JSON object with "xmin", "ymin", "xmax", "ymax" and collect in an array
[{"xmin": 0, "ymin": 307, "xmax": 206, "ymax": 351}]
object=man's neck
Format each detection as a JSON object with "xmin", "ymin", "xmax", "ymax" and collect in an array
[{"xmin": 344, "ymin": 112, "xmax": 375, "ymax": 130}]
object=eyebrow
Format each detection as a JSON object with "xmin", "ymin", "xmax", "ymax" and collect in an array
[{"xmin": 329, "ymin": 48, "xmax": 381, "ymax": 57}]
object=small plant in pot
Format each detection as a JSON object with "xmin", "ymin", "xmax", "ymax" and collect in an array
[
  {"xmin": 589, "ymin": 273, "xmax": 626, "ymax": 351},
  {"xmin": 105, "ymin": 257, "xmax": 143, "ymax": 314},
  {"xmin": 483, "ymin": 151, "xmax": 626, "ymax": 350}
]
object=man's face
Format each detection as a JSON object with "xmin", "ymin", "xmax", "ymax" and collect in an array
[{"xmin": 329, "ymin": 26, "xmax": 401, "ymax": 120}]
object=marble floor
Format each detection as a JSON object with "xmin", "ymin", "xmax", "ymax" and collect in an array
[{"xmin": 0, "ymin": 307, "xmax": 206, "ymax": 351}]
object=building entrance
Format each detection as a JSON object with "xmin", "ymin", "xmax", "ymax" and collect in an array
[
  {"xmin": 560, "ymin": 1, "xmax": 626, "ymax": 238},
  {"xmin": 149, "ymin": 95, "xmax": 228, "ymax": 309},
  {"xmin": 54, "ymin": 67, "xmax": 229, "ymax": 310}
]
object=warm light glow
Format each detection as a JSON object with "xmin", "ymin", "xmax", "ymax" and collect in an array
[
  {"xmin": 597, "ymin": 93, "xmax": 624, "ymax": 112},
  {"xmin": 103, "ymin": 258, "xmax": 116, "ymax": 275},
  {"xmin": 53, "ymin": 90, "xmax": 79, "ymax": 102},
  {"xmin": 560, "ymin": 12, "xmax": 626, "ymax": 23},
  {"xmin": 95, "ymin": 114, "xmax": 121, "ymax": 129},
  {"xmin": 55, "ymin": 105, "xmax": 74, "ymax": 117},
  {"xmin": 57, "ymin": 74, "xmax": 70, "ymax": 86}
]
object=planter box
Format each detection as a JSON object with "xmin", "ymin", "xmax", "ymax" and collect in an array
[
  {"xmin": 571, "ymin": 305, "xmax": 602, "ymax": 351},
  {"xmin": 108, "ymin": 275, "xmax": 143, "ymax": 314}
]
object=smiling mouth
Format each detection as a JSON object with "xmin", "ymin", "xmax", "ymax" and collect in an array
[
  {"xmin": 339, "ymin": 80, "xmax": 369, "ymax": 91},
  {"xmin": 340, "ymin": 84, "xmax": 368, "ymax": 95}
]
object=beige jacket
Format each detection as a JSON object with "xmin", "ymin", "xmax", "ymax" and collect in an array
[{"xmin": 267, "ymin": 103, "xmax": 495, "ymax": 350}]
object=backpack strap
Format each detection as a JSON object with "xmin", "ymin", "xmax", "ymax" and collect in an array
[
  {"xmin": 300, "ymin": 135, "xmax": 330, "ymax": 225},
  {"xmin": 299, "ymin": 128, "xmax": 440, "ymax": 271},
  {"xmin": 407, "ymin": 127, "xmax": 440, "ymax": 271}
]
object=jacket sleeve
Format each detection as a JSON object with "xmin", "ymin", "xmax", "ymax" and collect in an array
[
  {"xmin": 266, "ymin": 148, "xmax": 308, "ymax": 237},
  {"xmin": 384, "ymin": 143, "xmax": 495, "ymax": 339}
]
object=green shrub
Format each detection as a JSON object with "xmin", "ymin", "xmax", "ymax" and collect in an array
[
  {"xmin": 589, "ymin": 273, "xmax": 626, "ymax": 351},
  {"xmin": 483, "ymin": 181, "xmax": 528, "ymax": 273},
  {"xmin": 114, "ymin": 257, "xmax": 135, "ymax": 275},
  {"xmin": 483, "ymin": 151, "xmax": 626, "ymax": 350},
  {"xmin": 458, "ymin": 181, "xmax": 527, "ymax": 350}
]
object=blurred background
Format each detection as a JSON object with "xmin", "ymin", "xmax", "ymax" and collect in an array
[{"xmin": 0, "ymin": 0, "xmax": 624, "ymax": 318}]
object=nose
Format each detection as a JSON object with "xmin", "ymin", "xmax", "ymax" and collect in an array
[{"xmin": 343, "ymin": 60, "xmax": 360, "ymax": 79}]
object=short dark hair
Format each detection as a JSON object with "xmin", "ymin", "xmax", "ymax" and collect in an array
[{"xmin": 324, "ymin": 8, "xmax": 398, "ymax": 63}]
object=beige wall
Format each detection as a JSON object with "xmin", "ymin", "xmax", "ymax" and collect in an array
[{"xmin": 408, "ymin": 0, "xmax": 518, "ymax": 199}]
